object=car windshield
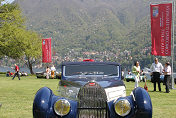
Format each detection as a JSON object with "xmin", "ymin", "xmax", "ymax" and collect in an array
[{"xmin": 63, "ymin": 64, "xmax": 119, "ymax": 77}]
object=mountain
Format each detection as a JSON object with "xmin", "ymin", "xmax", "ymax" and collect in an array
[{"xmin": 15, "ymin": 0, "xmax": 173, "ymax": 69}]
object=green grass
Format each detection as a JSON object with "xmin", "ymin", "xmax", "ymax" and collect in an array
[{"xmin": 0, "ymin": 75, "xmax": 176, "ymax": 118}]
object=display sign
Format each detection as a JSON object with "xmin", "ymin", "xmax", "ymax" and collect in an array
[
  {"xmin": 42, "ymin": 38, "xmax": 52, "ymax": 63},
  {"xmin": 150, "ymin": 3, "xmax": 172, "ymax": 56}
]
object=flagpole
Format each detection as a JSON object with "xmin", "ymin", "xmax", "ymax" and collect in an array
[{"xmin": 172, "ymin": 0, "xmax": 175, "ymax": 89}]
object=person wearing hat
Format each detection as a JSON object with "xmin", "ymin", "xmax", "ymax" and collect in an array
[{"xmin": 163, "ymin": 62, "xmax": 171, "ymax": 93}]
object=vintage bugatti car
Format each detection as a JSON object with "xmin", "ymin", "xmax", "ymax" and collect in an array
[{"xmin": 33, "ymin": 61, "xmax": 152, "ymax": 118}]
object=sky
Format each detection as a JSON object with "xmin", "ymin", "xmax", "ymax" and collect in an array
[{"xmin": 3, "ymin": 0, "xmax": 14, "ymax": 4}]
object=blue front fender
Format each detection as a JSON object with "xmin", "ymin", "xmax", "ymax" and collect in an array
[
  {"xmin": 33, "ymin": 87, "xmax": 78, "ymax": 118},
  {"xmin": 132, "ymin": 87, "xmax": 152, "ymax": 118},
  {"xmin": 107, "ymin": 87, "xmax": 152, "ymax": 118},
  {"xmin": 33, "ymin": 87, "xmax": 53, "ymax": 117}
]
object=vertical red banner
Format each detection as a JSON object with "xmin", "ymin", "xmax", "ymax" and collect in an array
[
  {"xmin": 150, "ymin": 3, "xmax": 172, "ymax": 56},
  {"xmin": 42, "ymin": 38, "xmax": 52, "ymax": 63}
]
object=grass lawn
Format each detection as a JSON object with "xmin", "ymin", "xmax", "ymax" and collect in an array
[{"xmin": 0, "ymin": 74, "xmax": 176, "ymax": 118}]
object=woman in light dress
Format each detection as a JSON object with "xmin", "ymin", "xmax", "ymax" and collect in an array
[
  {"xmin": 46, "ymin": 66, "xmax": 50, "ymax": 79},
  {"xmin": 132, "ymin": 61, "xmax": 140, "ymax": 88}
]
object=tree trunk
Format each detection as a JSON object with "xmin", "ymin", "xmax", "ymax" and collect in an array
[
  {"xmin": 26, "ymin": 57, "xmax": 34, "ymax": 75},
  {"xmin": 29, "ymin": 62, "xmax": 34, "ymax": 74}
]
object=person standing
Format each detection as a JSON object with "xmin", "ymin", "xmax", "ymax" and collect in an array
[
  {"xmin": 163, "ymin": 62, "xmax": 171, "ymax": 93},
  {"xmin": 12, "ymin": 64, "xmax": 20, "ymax": 80},
  {"xmin": 51, "ymin": 65, "xmax": 56, "ymax": 79},
  {"xmin": 150, "ymin": 58, "xmax": 163, "ymax": 92},
  {"xmin": 132, "ymin": 61, "xmax": 140, "ymax": 88},
  {"xmin": 121, "ymin": 69, "xmax": 124, "ymax": 80},
  {"xmin": 46, "ymin": 66, "xmax": 50, "ymax": 79}
]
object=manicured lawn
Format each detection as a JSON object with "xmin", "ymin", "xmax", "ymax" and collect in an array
[
  {"xmin": 0, "ymin": 74, "xmax": 176, "ymax": 118},
  {"xmin": 0, "ymin": 75, "xmax": 59, "ymax": 118}
]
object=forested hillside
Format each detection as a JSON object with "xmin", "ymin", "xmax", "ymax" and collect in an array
[{"xmin": 15, "ymin": 0, "xmax": 174, "ymax": 69}]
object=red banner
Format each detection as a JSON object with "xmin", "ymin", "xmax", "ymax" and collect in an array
[
  {"xmin": 150, "ymin": 3, "xmax": 172, "ymax": 56},
  {"xmin": 42, "ymin": 38, "xmax": 52, "ymax": 63}
]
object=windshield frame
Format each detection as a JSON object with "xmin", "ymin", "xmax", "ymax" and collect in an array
[{"xmin": 62, "ymin": 64, "xmax": 120, "ymax": 78}]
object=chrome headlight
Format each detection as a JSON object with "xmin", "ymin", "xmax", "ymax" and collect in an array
[
  {"xmin": 114, "ymin": 98, "xmax": 131, "ymax": 116},
  {"xmin": 54, "ymin": 99, "xmax": 71, "ymax": 116}
]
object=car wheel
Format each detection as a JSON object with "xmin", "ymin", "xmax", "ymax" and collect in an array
[{"xmin": 126, "ymin": 80, "xmax": 129, "ymax": 82}]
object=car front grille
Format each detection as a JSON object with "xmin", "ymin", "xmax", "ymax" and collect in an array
[{"xmin": 77, "ymin": 82, "xmax": 109, "ymax": 118}]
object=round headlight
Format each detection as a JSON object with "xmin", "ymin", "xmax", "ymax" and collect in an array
[
  {"xmin": 114, "ymin": 98, "xmax": 131, "ymax": 116},
  {"xmin": 54, "ymin": 99, "xmax": 71, "ymax": 116}
]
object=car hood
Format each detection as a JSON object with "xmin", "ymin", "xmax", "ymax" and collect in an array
[
  {"xmin": 60, "ymin": 76, "xmax": 124, "ymax": 88},
  {"xmin": 58, "ymin": 76, "xmax": 126, "ymax": 101}
]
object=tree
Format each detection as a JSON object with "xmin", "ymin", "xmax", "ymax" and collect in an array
[
  {"xmin": 0, "ymin": 2, "xmax": 42, "ymax": 74},
  {"xmin": 0, "ymin": 2, "xmax": 26, "ymax": 58},
  {"xmin": 22, "ymin": 31, "xmax": 41, "ymax": 74}
]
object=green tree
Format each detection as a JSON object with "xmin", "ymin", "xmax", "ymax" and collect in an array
[
  {"xmin": 22, "ymin": 31, "xmax": 42, "ymax": 74},
  {"xmin": 0, "ymin": 2, "xmax": 25, "ymax": 58},
  {"xmin": 0, "ymin": 2, "xmax": 42, "ymax": 74}
]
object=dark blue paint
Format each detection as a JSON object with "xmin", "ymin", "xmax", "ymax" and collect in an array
[
  {"xmin": 33, "ymin": 87, "xmax": 78, "ymax": 118},
  {"xmin": 60, "ymin": 77, "xmax": 125, "ymax": 88},
  {"xmin": 132, "ymin": 87, "xmax": 152, "ymax": 118},
  {"xmin": 33, "ymin": 87, "xmax": 152, "ymax": 118},
  {"xmin": 33, "ymin": 61, "xmax": 152, "ymax": 118},
  {"xmin": 61, "ymin": 61, "xmax": 122, "ymax": 81}
]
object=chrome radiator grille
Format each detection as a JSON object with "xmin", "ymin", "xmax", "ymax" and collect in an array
[{"xmin": 77, "ymin": 82, "xmax": 109, "ymax": 118}]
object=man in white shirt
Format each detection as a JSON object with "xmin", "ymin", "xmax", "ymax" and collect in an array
[{"xmin": 150, "ymin": 58, "xmax": 163, "ymax": 92}]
